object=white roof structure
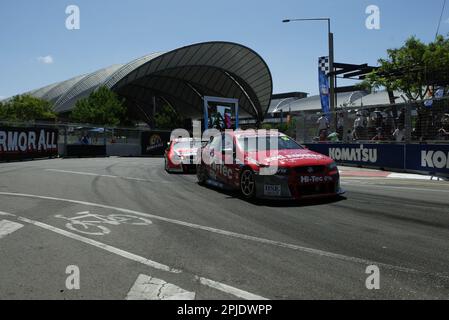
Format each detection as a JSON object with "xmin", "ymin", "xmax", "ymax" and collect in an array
[
  {"xmin": 9, "ymin": 42, "xmax": 273, "ymax": 122},
  {"xmin": 268, "ymin": 90, "xmax": 412, "ymax": 114}
]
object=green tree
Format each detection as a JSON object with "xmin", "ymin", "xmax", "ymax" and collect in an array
[
  {"xmin": 260, "ymin": 117, "xmax": 296, "ymax": 136},
  {"xmin": 0, "ymin": 95, "xmax": 56, "ymax": 122},
  {"xmin": 260, "ymin": 123, "xmax": 274, "ymax": 130},
  {"xmin": 154, "ymin": 104, "xmax": 183, "ymax": 130},
  {"xmin": 70, "ymin": 86, "xmax": 126, "ymax": 126},
  {"xmin": 364, "ymin": 35, "xmax": 449, "ymax": 101}
]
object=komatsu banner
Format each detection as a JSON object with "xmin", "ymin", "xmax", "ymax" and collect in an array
[
  {"xmin": 0, "ymin": 127, "xmax": 58, "ymax": 161},
  {"xmin": 305, "ymin": 143, "xmax": 449, "ymax": 177}
]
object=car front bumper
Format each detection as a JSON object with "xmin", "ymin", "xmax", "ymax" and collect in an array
[{"xmin": 254, "ymin": 173, "xmax": 343, "ymax": 200}]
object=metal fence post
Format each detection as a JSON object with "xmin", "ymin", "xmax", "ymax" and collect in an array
[
  {"xmin": 405, "ymin": 105, "xmax": 412, "ymax": 143},
  {"xmin": 64, "ymin": 125, "xmax": 68, "ymax": 157},
  {"xmin": 342, "ymin": 110, "xmax": 349, "ymax": 143}
]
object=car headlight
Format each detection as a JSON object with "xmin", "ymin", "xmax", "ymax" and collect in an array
[
  {"xmin": 327, "ymin": 162, "xmax": 338, "ymax": 171},
  {"xmin": 276, "ymin": 167, "xmax": 289, "ymax": 175}
]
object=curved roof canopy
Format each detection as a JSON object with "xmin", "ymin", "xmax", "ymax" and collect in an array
[{"xmin": 18, "ymin": 42, "xmax": 273, "ymax": 122}]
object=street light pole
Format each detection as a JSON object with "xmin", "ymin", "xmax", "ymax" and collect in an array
[{"xmin": 283, "ymin": 18, "xmax": 336, "ymax": 126}]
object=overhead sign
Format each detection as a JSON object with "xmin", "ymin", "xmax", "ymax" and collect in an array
[{"xmin": 0, "ymin": 127, "xmax": 58, "ymax": 161}]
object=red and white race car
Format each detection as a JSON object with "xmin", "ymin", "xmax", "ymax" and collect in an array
[
  {"xmin": 164, "ymin": 138, "xmax": 201, "ymax": 173},
  {"xmin": 196, "ymin": 130, "xmax": 344, "ymax": 200}
]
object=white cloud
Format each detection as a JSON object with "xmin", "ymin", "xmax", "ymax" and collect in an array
[{"xmin": 37, "ymin": 55, "xmax": 54, "ymax": 64}]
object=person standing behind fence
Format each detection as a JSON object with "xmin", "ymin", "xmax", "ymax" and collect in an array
[
  {"xmin": 317, "ymin": 113, "xmax": 330, "ymax": 141},
  {"xmin": 438, "ymin": 113, "xmax": 449, "ymax": 140},
  {"xmin": 371, "ymin": 127, "xmax": 386, "ymax": 141},
  {"xmin": 392, "ymin": 124, "xmax": 405, "ymax": 142},
  {"xmin": 353, "ymin": 111, "xmax": 365, "ymax": 140},
  {"xmin": 384, "ymin": 110, "xmax": 395, "ymax": 139},
  {"xmin": 337, "ymin": 111, "xmax": 345, "ymax": 140},
  {"xmin": 367, "ymin": 110, "xmax": 376, "ymax": 139}
]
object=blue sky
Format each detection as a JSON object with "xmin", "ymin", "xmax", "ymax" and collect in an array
[{"xmin": 0, "ymin": 0, "xmax": 448, "ymax": 99}]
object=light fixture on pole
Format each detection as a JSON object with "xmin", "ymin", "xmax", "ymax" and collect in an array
[{"xmin": 283, "ymin": 18, "xmax": 336, "ymax": 125}]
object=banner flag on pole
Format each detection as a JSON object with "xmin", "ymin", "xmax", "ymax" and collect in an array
[{"xmin": 318, "ymin": 56, "xmax": 330, "ymax": 118}]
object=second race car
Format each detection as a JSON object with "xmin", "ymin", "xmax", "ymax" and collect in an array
[{"xmin": 164, "ymin": 138, "xmax": 201, "ymax": 173}]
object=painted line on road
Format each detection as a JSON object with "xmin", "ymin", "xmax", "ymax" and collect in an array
[
  {"xmin": 0, "ymin": 220, "xmax": 24, "ymax": 239},
  {"xmin": 45, "ymin": 169, "xmax": 173, "ymax": 184},
  {"xmin": 1, "ymin": 192, "xmax": 445, "ymax": 280},
  {"xmin": 340, "ymin": 171, "xmax": 437, "ymax": 180},
  {"xmin": 126, "ymin": 274, "xmax": 196, "ymax": 300},
  {"xmin": 387, "ymin": 173, "xmax": 437, "ymax": 180},
  {"xmin": 16, "ymin": 216, "xmax": 182, "ymax": 274},
  {"xmin": 196, "ymin": 277, "xmax": 268, "ymax": 300},
  {"xmin": 341, "ymin": 182, "xmax": 449, "ymax": 193},
  {"xmin": 0, "ymin": 211, "xmax": 16, "ymax": 217},
  {"xmin": 1, "ymin": 208, "xmax": 267, "ymax": 300}
]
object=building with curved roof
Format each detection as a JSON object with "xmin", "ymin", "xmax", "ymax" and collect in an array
[{"xmin": 9, "ymin": 41, "xmax": 273, "ymax": 124}]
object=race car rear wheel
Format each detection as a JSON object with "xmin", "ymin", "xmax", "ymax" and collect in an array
[{"xmin": 240, "ymin": 169, "xmax": 256, "ymax": 199}]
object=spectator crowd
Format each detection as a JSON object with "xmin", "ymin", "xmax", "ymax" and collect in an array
[{"xmin": 315, "ymin": 101, "xmax": 449, "ymax": 143}]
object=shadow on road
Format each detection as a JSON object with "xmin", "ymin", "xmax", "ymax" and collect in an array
[
  {"xmin": 198, "ymin": 182, "xmax": 347, "ymax": 208},
  {"xmin": 248, "ymin": 196, "xmax": 347, "ymax": 208}
]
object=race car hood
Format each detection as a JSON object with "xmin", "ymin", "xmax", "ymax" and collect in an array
[{"xmin": 245, "ymin": 148, "xmax": 333, "ymax": 168}]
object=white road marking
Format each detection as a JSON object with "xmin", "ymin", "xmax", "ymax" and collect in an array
[
  {"xmin": 0, "ymin": 211, "xmax": 16, "ymax": 217},
  {"xmin": 196, "ymin": 277, "xmax": 268, "ymax": 300},
  {"xmin": 387, "ymin": 173, "xmax": 436, "ymax": 180},
  {"xmin": 0, "ymin": 220, "xmax": 24, "ymax": 239},
  {"xmin": 45, "ymin": 169, "xmax": 173, "ymax": 184},
  {"xmin": 16, "ymin": 216, "xmax": 181, "ymax": 274},
  {"xmin": 0, "ymin": 192, "xmax": 444, "ymax": 280},
  {"xmin": 341, "ymin": 182, "xmax": 449, "ymax": 193},
  {"xmin": 54, "ymin": 211, "xmax": 153, "ymax": 236},
  {"xmin": 126, "ymin": 274, "xmax": 195, "ymax": 300},
  {"xmin": 1, "ymin": 208, "xmax": 266, "ymax": 300}
]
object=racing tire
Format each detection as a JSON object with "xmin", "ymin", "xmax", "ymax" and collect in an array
[
  {"xmin": 240, "ymin": 169, "xmax": 256, "ymax": 199},
  {"xmin": 164, "ymin": 158, "xmax": 170, "ymax": 173},
  {"xmin": 197, "ymin": 164, "xmax": 207, "ymax": 185}
]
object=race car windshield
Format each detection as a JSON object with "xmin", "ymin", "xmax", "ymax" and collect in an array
[
  {"xmin": 173, "ymin": 141, "xmax": 197, "ymax": 150},
  {"xmin": 237, "ymin": 136, "xmax": 303, "ymax": 152}
]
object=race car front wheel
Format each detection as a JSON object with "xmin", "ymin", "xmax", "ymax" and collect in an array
[
  {"xmin": 240, "ymin": 169, "xmax": 256, "ymax": 199},
  {"xmin": 197, "ymin": 164, "xmax": 207, "ymax": 185}
]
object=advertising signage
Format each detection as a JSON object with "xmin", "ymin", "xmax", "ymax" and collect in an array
[
  {"xmin": 141, "ymin": 131, "xmax": 171, "ymax": 156},
  {"xmin": 405, "ymin": 144, "xmax": 449, "ymax": 175},
  {"xmin": 305, "ymin": 143, "xmax": 449, "ymax": 177},
  {"xmin": 306, "ymin": 143, "xmax": 405, "ymax": 169},
  {"xmin": 0, "ymin": 127, "xmax": 59, "ymax": 161}
]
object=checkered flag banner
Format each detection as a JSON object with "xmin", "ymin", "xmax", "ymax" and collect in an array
[{"xmin": 318, "ymin": 56, "xmax": 330, "ymax": 75}]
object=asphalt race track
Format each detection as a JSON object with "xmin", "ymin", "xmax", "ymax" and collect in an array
[{"xmin": 1, "ymin": 157, "xmax": 449, "ymax": 299}]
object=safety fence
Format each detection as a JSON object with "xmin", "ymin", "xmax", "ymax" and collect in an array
[
  {"xmin": 294, "ymin": 97, "xmax": 449, "ymax": 177},
  {"xmin": 295, "ymin": 96, "xmax": 449, "ymax": 144}
]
